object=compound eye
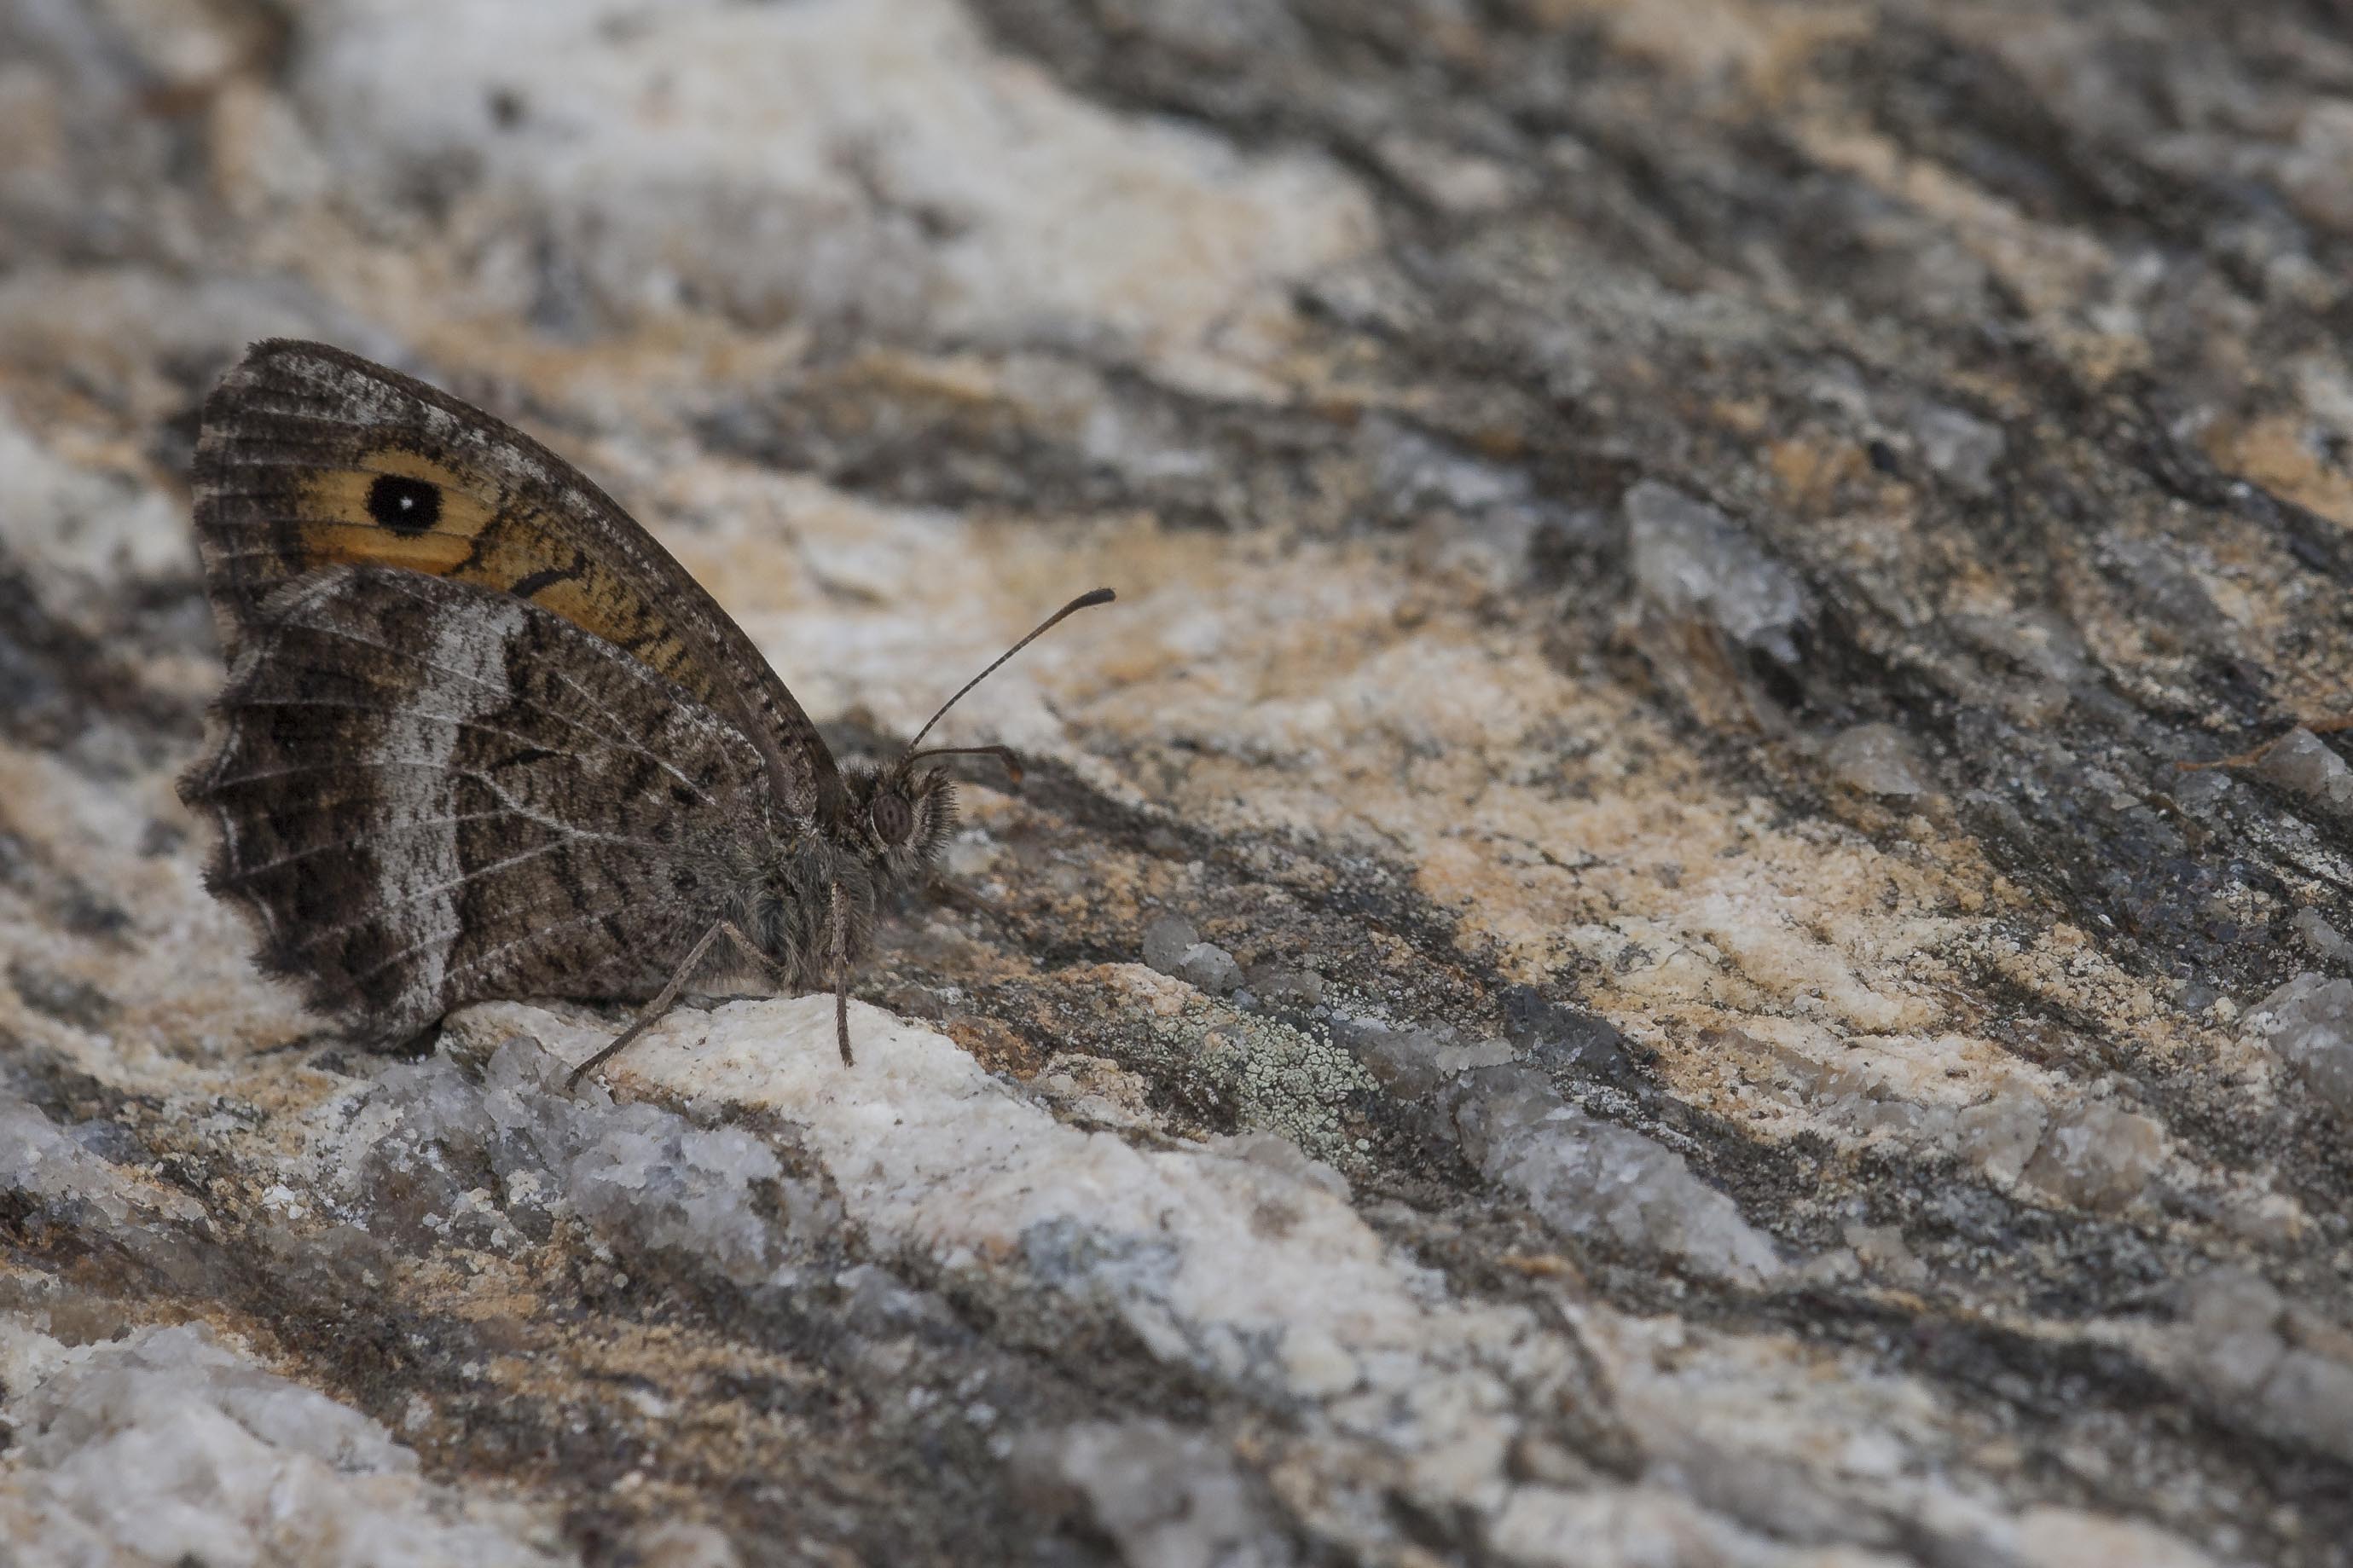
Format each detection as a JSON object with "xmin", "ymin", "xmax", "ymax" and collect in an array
[{"xmin": 871, "ymin": 790, "xmax": 913, "ymax": 847}]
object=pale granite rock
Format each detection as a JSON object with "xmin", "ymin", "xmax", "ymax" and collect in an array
[
  {"xmin": 1011, "ymin": 1420, "xmax": 1293, "ymax": 1568},
  {"xmin": 0, "ymin": 1322, "xmax": 565, "ymax": 1567}
]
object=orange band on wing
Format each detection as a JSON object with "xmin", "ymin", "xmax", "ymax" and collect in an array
[
  {"xmin": 295, "ymin": 520, "xmax": 477, "ymax": 574},
  {"xmin": 297, "ymin": 448, "xmax": 498, "ymax": 576},
  {"xmin": 283, "ymin": 442, "xmax": 701, "ymax": 688}
]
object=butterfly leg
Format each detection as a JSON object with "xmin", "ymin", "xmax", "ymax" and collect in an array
[
  {"xmin": 716, "ymin": 919, "xmax": 791, "ymax": 992},
  {"xmin": 565, "ymin": 918, "xmax": 731, "ymax": 1092},
  {"xmin": 830, "ymin": 882, "xmax": 854, "ymax": 1067}
]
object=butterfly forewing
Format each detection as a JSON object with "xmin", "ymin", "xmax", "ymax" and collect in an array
[
  {"xmin": 182, "ymin": 565, "xmax": 765, "ymax": 1045},
  {"xmin": 191, "ymin": 338, "xmax": 838, "ymax": 816}
]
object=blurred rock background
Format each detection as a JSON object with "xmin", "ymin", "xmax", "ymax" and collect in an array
[{"xmin": 3, "ymin": 1, "xmax": 2353, "ymax": 1564}]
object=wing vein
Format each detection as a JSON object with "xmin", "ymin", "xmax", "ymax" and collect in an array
[
  {"xmin": 214, "ymin": 695, "xmax": 714, "ymax": 806},
  {"xmin": 285, "ymin": 836, "xmax": 646, "ymax": 956},
  {"xmin": 217, "ymin": 812, "xmax": 659, "ymax": 882},
  {"xmin": 336, "ymin": 888, "xmax": 611, "ymax": 990}
]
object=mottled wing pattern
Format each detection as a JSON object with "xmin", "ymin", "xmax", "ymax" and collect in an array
[
  {"xmin": 180, "ymin": 565, "xmax": 764, "ymax": 1046},
  {"xmin": 191, "ymin": 338, "xmax": 837, "ymax": 816}
]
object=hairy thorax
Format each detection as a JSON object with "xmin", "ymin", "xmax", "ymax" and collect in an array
[{"xmin": 678, "ymin": 763, "xmax": 956, "ymax": 991}]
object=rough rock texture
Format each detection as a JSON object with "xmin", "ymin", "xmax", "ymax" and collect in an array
[{"xmin": 4, "ymin": 1, "xmax": 2353, "ymax": 1564}]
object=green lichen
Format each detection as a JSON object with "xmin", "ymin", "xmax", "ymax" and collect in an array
[{"xmin": 1130, "ymin": 998, "xmax": 1375, "ymax": 1167}]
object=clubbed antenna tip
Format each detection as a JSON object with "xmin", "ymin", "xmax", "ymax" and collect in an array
[{"xmin": 902, "ymin": 587, "xmax": 1116, "ymax": 758}]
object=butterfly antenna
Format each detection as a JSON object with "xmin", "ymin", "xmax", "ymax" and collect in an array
[
  {"xmin": 901, "ymin": 588, "xmax": 1115, "ymax": 759},
  {"xmin": 904, "ymin": 743, "xmax": 1025, "ymax": 784}
]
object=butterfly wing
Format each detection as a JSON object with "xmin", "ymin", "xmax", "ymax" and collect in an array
[
  {"xmin": 180, "ymin": 564, "xmax": 767, "ymax": 1045},
  {"xmin": 192, "ymin": 338, "xmax": 838, "ymax": 817}
]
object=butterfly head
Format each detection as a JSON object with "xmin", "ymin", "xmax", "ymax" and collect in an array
[
  {"xmin": 834, "ymin": 587, "xmax": 1114, "ymax": 882},
  {"xmin": 842, "ymin": 759, "xmax": 956, "ymax": 875}
]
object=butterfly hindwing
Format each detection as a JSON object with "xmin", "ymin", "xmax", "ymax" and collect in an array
[
  {"xmin": 180, "ymin": 565, "xmax": 768, "ymax": 1045},
  {"xmin": 192, "ymin": 338, "xmax": 838, "ymax": 815}
]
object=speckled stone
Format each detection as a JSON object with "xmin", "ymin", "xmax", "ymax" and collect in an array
[{"xmin": 3, "ymin": 1, "xmax": 2351, "ymax": 1564}]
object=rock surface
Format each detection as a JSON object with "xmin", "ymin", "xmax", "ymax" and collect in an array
[{"xmin": 3, "ymin": 1, "xmax": 2352, "ymax": 1564}]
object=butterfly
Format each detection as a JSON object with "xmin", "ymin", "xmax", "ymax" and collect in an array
[{"xmin": 178, "ymin": 339, "xmax": 1110, "ymax": 1088}]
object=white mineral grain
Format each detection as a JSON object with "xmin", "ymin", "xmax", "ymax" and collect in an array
[
  {"xmin": 2012, "ymin": 1506, "xmax": 2228, "ymax": 1568},
  {"xmin": 2252, "ymin": 729, "xmax": 2353, "ymax": 819},
  {"xmin": 1142, "ymin": 913, "xmax": 1203, "ymax": 975},
  {"xmin": 1431, "ymin": 1037, "xmax": 1516, "ymax": 1076},
  {"xmin": 1011, "ymin": 1420, "xmax": 1294, "ymax": 1568},
  {"xmin": 2245, "ymin": 973, "xmax": 2353, "ymax": 1118},
  {"xmin": 1954, "ymin": 1091, "xmax": 2049, "ymax": 1187},
  {"xmin": 1174, "ymin": 940, "xmax": 1244, "ymax": 995},
  {"xmin": 1249, "ymin": 966, "xmax": 1324, "ymax": 1007},
  {"xmin": 1446, "ymin": 1065, "xmax": 1783, "ymax": 1287},
  {"xmin": 2019, "ymin": 1100, "xmax": 2166, "ymax": 1212},
  {"xmin": 0, "ymin": 1088, "xmax": 199, "ymax": 1232},
  {"xmin": 1335, "ymin": 1016, "xmax": 1450, "ymax": 1098},
  {"xmin": 2291, "ymin": 906, "xmax": 2353, "ymax": 965},
  {"xmin": 2169, "ymin": 1270, "xmax": 2353, "ymax": 1464},
  {"xmin": 1824, "ymin": 722, "xmax": 1932, "ymax": 798},
  {"xmin": 1489, "ymin": 1482, "xmax": 1917, "ymax": 1568},
  {"xmin": 1910, "ymin": 403, "xmax": 2006, "ymax": 495},
  {"xmin": 1625, "ymin": 480, "xmax": 1809, "ymax": 662},
  {"xmin": 1841, "ymin": 1224, "xmax": 1927, "ymax": 1287},
  {"xmin": 1037, "ymin": 1054, "xmax": 1162, "ymax": 1131},
  {"xmin": 0, "ymin": 1321, "xmax": 564, "ymax": 1567},
  {"xmin": 629, "ymin": 1519, "xmax": 744, "ymax": 1568},
  {"xmin": 322, "ymin": 1034, "xmax": 804, "ymax": 1284}
]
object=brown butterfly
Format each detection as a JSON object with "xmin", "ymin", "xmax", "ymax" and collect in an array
[{"xmin": 179, "ymin": 339, "xmax": 1109, "ymax": 1087}]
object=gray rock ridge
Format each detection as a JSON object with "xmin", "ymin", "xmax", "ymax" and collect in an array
[{"xmin": 3, "ymin": 1, "xmax": 2353, "ymax": 1565}]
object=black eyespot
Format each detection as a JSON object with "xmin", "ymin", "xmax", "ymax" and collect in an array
[
  {"xmin": 871, "ymin": 790, "xmax": 913, "ymax": 848},
  {"xmin": 367, "ymin": 474, "xmax": 442, "ymax": 536}
]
